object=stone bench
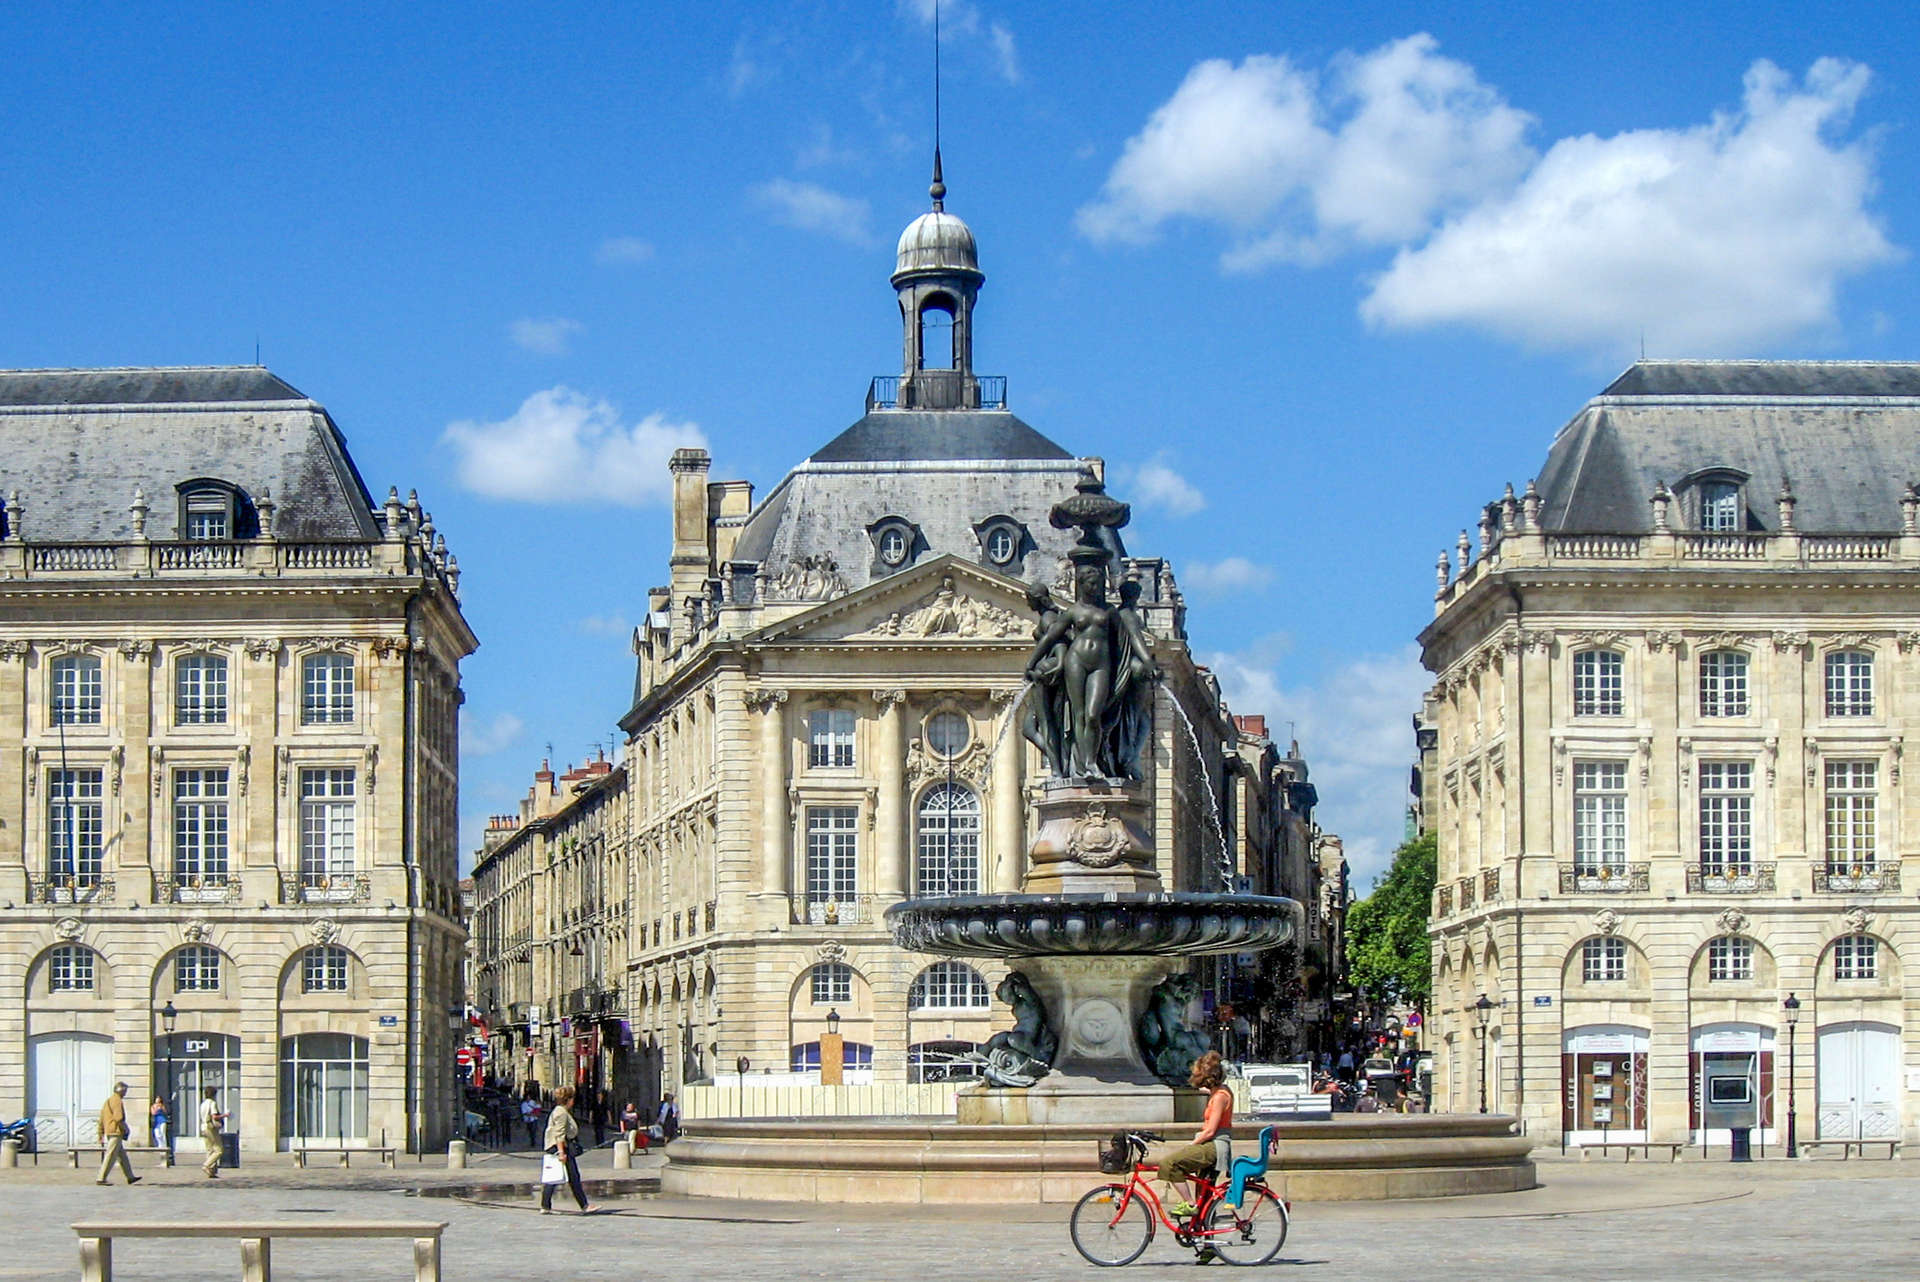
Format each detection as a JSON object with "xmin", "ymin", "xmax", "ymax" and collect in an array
[
  {"xmin": 1799, "ymin": 1139, "xmax": 1900, "ymax": 1160},
  {"xmin": 64, "ymin": 1145, "xmax": 172, "ymax": 1170},
  {"xmin": 71, "ymin": 1219, "xmax": 445, "ymax": 1282},
  {"xmin": 290, "ymin": 1145, "xmax": 397, "ymax": 1169},
  {"xmin": 1576, "ymin": 1141, "xmax": 1685, "ymax": 1162}
]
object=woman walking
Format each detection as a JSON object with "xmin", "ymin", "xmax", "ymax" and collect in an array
[
  {"xmin": 1158, "ymin": 1051, "xmax": 1234, "ymax": 1219},
  {"xmin": 540, "ymin": 1085, "xmax": 594, "ymax": 1215}
]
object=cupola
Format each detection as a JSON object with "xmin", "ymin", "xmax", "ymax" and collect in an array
[{"xmin": 891, "ymin": 151, "xmax": 986, "ymax": 410}]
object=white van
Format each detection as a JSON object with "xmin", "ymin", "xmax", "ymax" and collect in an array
[{"xmin": 1241, "ymin": 1062, "xmax": 1331, "ymax": 1120}]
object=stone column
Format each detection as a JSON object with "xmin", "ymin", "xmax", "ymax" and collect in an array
[
  {"xmin": 990, "ymin": 689, "xmax": 1024, "ymax": 893},
  {"xmin": 871, "ymin": 690, "xmax": 908, "ymax": 900},
  {"xmin": 749, "ymin": 690, "xmax": 790, "ymax": 903}
]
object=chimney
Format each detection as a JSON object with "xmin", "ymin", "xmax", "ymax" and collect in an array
[{"xmin": 669, "ymin": 448, "xmax": 713, "ymax": 645}]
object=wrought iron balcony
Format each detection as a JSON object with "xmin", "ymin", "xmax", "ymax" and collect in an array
[
  {"xmin": 1482, "ymin": 868, "xmax": 1500, "ymax": 901},
  {"xmin": 1558, "ymin": 863, "xmax": 1650, "ymax": 893},
  {"xmin": 1687, "ymin": 863, "xmax": 1776, "ymax": 894},
  {"xmin": 1435, "ymin": 885, "xmax": 1453, "ymax": 917},
  {"xmin": 866, "ymin": 374, "xmax": 1007, "ymax": 412},
  {"xmin": 27, "ymin": 874, "xmax": 114, "ymax": 905},
  {"xmin": 159, "ymin": 874, "xmax": 241, "ymax": 904},
  {"xmin": 1458, "ymin": 877, "xmax": 1476, "ymax": 911},
  {"xmin": 1814, "ymin": 861, "xmax": 1901, "ymax": 893}
]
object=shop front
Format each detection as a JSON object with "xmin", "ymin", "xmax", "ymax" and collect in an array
[
  {"xmin": 1688, "ymin": 1023, "xmax": 1773, "ymax": 1149},
  {"xmin": 1562, "ymin": 1024, "xmax": 1649, "ymax": 1143}
]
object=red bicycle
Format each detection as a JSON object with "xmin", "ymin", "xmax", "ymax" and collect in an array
[{"xmin": 1069, "ymin": 1129, "xmax": 1289, "ymax": 1267}]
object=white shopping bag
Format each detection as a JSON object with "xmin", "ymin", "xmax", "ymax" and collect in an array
[{"xmin": 540, "ymin": 1152, "xmax": 566, "ymax": 1184}]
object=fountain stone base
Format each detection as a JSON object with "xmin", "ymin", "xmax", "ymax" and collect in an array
[{"xmin": 1023, "ymin": 779, "xmax": 1157, "ymax": 896}]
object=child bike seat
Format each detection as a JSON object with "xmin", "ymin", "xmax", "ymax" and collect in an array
[{"xmin": 1224, "ymin": 1125, "xmax": 1277, "ymax": 1208}]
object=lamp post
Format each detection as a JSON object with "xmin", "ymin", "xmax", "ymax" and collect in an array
[
  {"xmin": 158, "ymin": 1001, "xmax": 178, "ymax": 1166},
  {"xmin": 1783, "ymin": 992, "xmax": 1800, "ymax": 1158},
  {"xmin": 820, "ymin": 1008, "xmax": 844, "ymax": 1088},
  {"xmin": 1473, "ymin": 994, "xmax": 1493, "ymax": 1114},
  {"xmin": 736, "ymin": 1055, "xmax": 750, "ymax": 1119}
]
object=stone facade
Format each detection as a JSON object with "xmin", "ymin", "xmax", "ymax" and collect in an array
[
  {"xmin": 1423, "ymin": 361, "xmax": 1920, "ymax": 1147},
  {"xmin": 0, "ymin": 367, "xmax": 475, "ymax": 1155}
]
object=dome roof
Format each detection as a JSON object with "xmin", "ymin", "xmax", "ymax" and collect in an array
[{"xmin": 894, "ymin": 210, "xmax": 981, "ymax": 280}]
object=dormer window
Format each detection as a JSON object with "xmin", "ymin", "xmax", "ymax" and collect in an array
[
  {"xmin": 880, "ymin": 528, "xmax": 909, "ymax": 565},
  {"xmin": 971, "ymin": 516, "xmax": 1028, "ymax": 570},
  {"xmin": 867, "ymin": 517, "xmax": 921, "ymax": 572},
  {"xmin": 1677, "ymin": 467, "xmax": 1751, "ymax": 532},
  {"xmin": 176, "ymin": 479, "xmax": 245, "ymax": 541},
  {"xmin": 1700, "ymin": 482, "xmax": 1740, "ymax": 532}
]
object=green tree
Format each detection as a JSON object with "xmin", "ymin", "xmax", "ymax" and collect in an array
[{"xmin": 1345, "ymin": 831, "xmax": 1437, "ymax": 1009}]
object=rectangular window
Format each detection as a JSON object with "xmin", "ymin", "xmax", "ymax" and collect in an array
[
  {"xmin": 46, "ymin": 768, "xmax": 105, "ymax": 885},
  {"xmin": 1825, "ymin": 651, "xmax": 1874, "ymax": 717},
  {"xmin": 1697, "ymin": 761, "xmax": 1753, "ymax": 875},
  {"xmin": 175, "ymin": 944, "xmax": 221, "ymax": 992},
  {"xmin": 1700, "ymin": 482, "xmax": 1741, "ymax": 532},
  {"xmin": 301, "ymin": 653, "xmax": 356, "ymax": 725},
  {"xmin": 175, "ymin": 654, "xmax": 229, "ymax": 725},
  {"xmin": 303, "ymin": 946, "xmax": 350, "ymax": 993},
  {"xmin": 1572, "ymin": 651, "xmax": 1624, "ymax": 716},
  {"xmin": 1707, "ymin": 936, "xmax": 1753, "ymax": 981},
  {"xmin": 807, "ymin": 709, "xmax": 856, "ymax": 769},
  {"xmin": 1581, "ymin": 937, "xmax": 1626, "ymax": 982},
  {"xmin": 173, "ymin": 768, "xmax": 231, "ymax": 882},
  {"xmin": 299, "ymin": 768, "xmax": 357, "ymax": 884},
  {"xmin": 804, "ymin": 806, "xmax": 858, "ymax": 904},
  {"xmin": 1834, "ymin": 935, "xmax": 1878, "ymax": 981},
  {"xmin": 810, "ymin": 962, "xmax": 852, "ymax": 1005},
  {"xmin": 51, "ymin": 656, "xmax": 103, "ymax": 726},
  {"xmin": 1824, "ymin": 760, "xmax": 1877, "ymax": 868},
  {"xmin": 1698, "ymin": 651, "xmax": 1749, "ymax": 718},
  {"xmin": 1572, "ymin": 761, "xmax": 1628, "ymax": 871},
  {"xmin": 49, "ymin": 945, "xmax": 95, "ymax": 992}
]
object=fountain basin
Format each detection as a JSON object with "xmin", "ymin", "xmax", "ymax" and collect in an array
[{"xmin": 883, "ymin": 892, "xmax": 1299, "ymax": 957}]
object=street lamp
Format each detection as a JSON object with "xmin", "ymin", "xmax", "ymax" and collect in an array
[
  {"xmin": 158, "ymin": 1001, "xmax": 178, "ymax": 1166},
  {"xmin": 825, "ymin": 1008, "xmax": 841, "ymax": 1037},
  {"xmin": 1783, "ymin": 992, "xmax": 1801, "ymax": 1158},
  {"xmin": 1473, "ymin": 994, "xmax": 1494, "ymax": 1114}
]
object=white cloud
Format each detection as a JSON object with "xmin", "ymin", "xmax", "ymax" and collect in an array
[
  {"xmin": 1204, "ymin": 641, "xmax": 1430, "ymax": 888},
  {"xmin": 577, "ymin": 614, "xmax": 634, "ymax": 638},
  {"xmin": 796, "ymin": 123, "xmax": 861, "ymax": 170},
  {"xmin": 751, "ymin": 178, "xmax": 874, "ymax": 246},
  {"xmin": 1362, "ymin": 58, "xmax": 1899, "ymax": 355},
  {"xmin": 462, "ymin": 711, "xmax": 525, "ymax": 757},
  {"xmin": 509, "ymin": 316, "xmax": 585, "ymax": 355},
  {"xmin": 726, "ymin": 35, "xmax": 764, "ymax": 98},
  {"xmin": 1124, "ymin": 456, "xmax": 1206, "ymax": 517},
  {"xmin": 1078, "ymin": 36, "xmax": 1531, "ymax": 265},
  {"xmin": 1181, "ymin": 556, "xmax": 1275, "ymax": 595},
  {"xmin": 596, "ymin": 236, "xmax": 655, "ymax": 266},
  {"xmin": 442, "ymin": 387, "xmax": 708, "ymax": 506},
  {"xmin": 901, "ymin": 0, "xmax": 1020, "ymax": 85}
]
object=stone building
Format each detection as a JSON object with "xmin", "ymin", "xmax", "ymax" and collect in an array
[
  {"xmin": 469, "ymin": 755, "xmax": 632, "ymax": 1102},
  {"xmin": 602, "ymin": 173, "xmax": 1308, "ymax": 1098},
  {"xmin": 0, "ymin": 367, "xmax": 474, "ymax": 1155},
  {"xmin": 1423, "ymin": 361, "xmax": 1920, "ymax": 1148}
]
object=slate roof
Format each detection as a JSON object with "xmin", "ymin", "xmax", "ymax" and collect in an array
[
  {"xmin": 0, "ymin": 366, "xmax": 382, "ymax": 542},
  {"xmin": 809, "ymin": 410, "xmax": 1072, "ymax": 463},
  {"xmin": 1535, "ymin": 361, "xmax": 1920, "ymax": 533}
]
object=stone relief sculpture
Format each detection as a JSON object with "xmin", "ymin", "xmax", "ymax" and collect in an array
[
  {"xmin": 770, "ymin": 554, "xmax": 849, "ymax": 602},
  {"xmin": 970, "ymin": 971, "xmax": 1057, "ymax": 1087},
  {"xmin": 860, "ymin": 577, "xmax": 1026, "ymax": 639},
  {"xmin": 1136, "ymin": 973, "xmax": 1210, "ymax": 1085}
]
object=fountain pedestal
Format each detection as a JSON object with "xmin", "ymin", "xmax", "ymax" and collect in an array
[{"xmin": 1023, "ymin": 779, "xmax": 1157, "ymax": 896}]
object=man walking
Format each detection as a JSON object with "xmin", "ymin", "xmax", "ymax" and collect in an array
[
  {"xmin": 95, "ymin": 1082, "xmax": 140, "ymax": 1185},
  {"xmin": 197, "ymin": 1086, "xmax": 226, "ymax": 1179}
]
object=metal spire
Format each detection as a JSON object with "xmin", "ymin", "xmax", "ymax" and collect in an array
[{"xmin": 930, "ymin": 0, "xmax": 945, "ymax": 210}]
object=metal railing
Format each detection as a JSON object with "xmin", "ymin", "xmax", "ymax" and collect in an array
[
  {"xmin": 1458, "ymin": 877, "xmax": 1476, "ymax": 911},
  {"xmin": 1814, "ymin": 861, "xmax": 1901, "ymax": 893},
  {"xmin": 1558, "ymin": 863, "xmax": 1650, "ymax": 893},
  {"xmin": 1686, "ymin": 863, "xmax": 1776, "ymax": 893},
  {"xmin": 1482, "ymin": 867, "xmax": 1500, "ymax": 901},
  {"xmin": 1435, "ymin": 885, "xmax": 1453, "ymax": 917},
  {"xmin": 866, "ymin": 373, "xmax": 1007, "ymax": 412}
]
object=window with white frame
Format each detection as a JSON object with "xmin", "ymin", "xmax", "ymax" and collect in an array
[
  {"xmin": 173, "ymin": 768, "xmax": 231, "ymax": 883},
  {"xmin": 1699, "ymin": 481, "xmax": 1741, "ymax": 532},
  {"xmin": 915, "ymin": 783, "xmax": 981, "ymax": 898},
  {"xmin": 1833, "ymin": 934, "xmax": 1878, "ymax": 981},
  {"xmin": 299, "ymin": 768, "xmax": 357, "ymax": 885},
  {"xmin": 46, "ymin": 768, "xmax": 105, "ymax": 885},
  {"xmin": 909, "ymin": 959, "xmax": 990, "ymax": 1009},
  {"xmin": 175, "ymin": 944, "xmax": 222, "ymax": 992},
  {"xmin": 50, "ymin": 654, "xmax": 102, "ymax": 726},
  {"xmin": 807, "ymin": 708, "xmax": 855, "ymax": 769},
  {"xmin": 182, "ymin": 486, "xmax": 233, "ymax": 540},
  {"xmin": 1572, "ymin": 761, "xmax": 1628, "ymax": 871},
  {"xmin": 1572, "ymin": 650, "xmax": 1624, "ymax": 716},
  {"xmin": 809, "ymin": 961, "xmax": 852, "ymax": 1005},
  {"xmin": 1825, "ymin": 650, "xmax": 1874, "ymax": 717},
  {"xmin": 49, "ymin": 943, "xmax": 96, "ymax": 992},
  {"xmin": 1582, "ymin": 936, "xmax": 1626, "ymax": 982},
  {"xmin": 301, "ymin": 653, "xmax": 355, "ymax": 725},
  {"xmin": 175, "ymin": 654, "xmax": 229, "ymax": 725},
  {"xmin": 1697, "ymin": 761, "xmax": 1753, "ymax": 875},
  {"xmin": 804, "ymin": 806, "xmax": 858, "ymax": 904},
  {"xmin": 302, "ymin": 945, "xmax": 350, "ymax": 993},
  {"xmin": 1707, "ymin": 935, "xmax": 1753, "ymax": 981},
  {"xmin": 1698, "ymin": 650, "xmax": 1749, "ymax": 718},
  {"xmin": 1824, "ymin": 760, "xmax": 1877, "ymax": 869}
]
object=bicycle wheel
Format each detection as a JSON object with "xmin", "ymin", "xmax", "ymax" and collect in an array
[
  {"xmin": 1204, "ymin": 1185, "xmax": 1288, "ymax": 1266},
  {"xmin": 1070, "ymin": 1184, "xmax": 1155, "ymax": 1267}
]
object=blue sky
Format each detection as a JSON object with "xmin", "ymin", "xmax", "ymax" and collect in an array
[{"xmin": 4, "ymin": 2, "xmax": 1916, "ymax": 886}]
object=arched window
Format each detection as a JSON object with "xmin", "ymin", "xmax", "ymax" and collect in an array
[
  {"xmin": 175, "ymin": 654, "xmax": 229, "ymax": 725},
  {"xmin": 177, "ymin": 479, "xmax": 243, "ymax": 541},
  {"xmin": 789, "ymin": 1041, "xmax": 874, "ymax": 1072},
  {"xmin": 809, "ymin": 962, "xmax": 852, "ymax": 1005},
  {"xmin": 301, "ymin": 652, "xmax": 355, "ymax": 724},
  {"xmin": 302, "ymin": 945, "xmax": 351, "ymax": 994},
  {"xmin": 909, "ymin": 1040, "xmax": 983, "ymax": 1083},
  {"xmin": 1825, "ymin": 650, "xmax": 1874, "ymax": 717},
  {"xmin": 916, "ymin": 783, "xmax": 980, "ymax": 897},
  {"xmin": 909, "ymin": 960, "xmax": 990, "ymax": 1010},
  {"xmin": 1580, "ymin": 937, "xmax": 1625, "ymax": 982},
  {"xmin": 50, "ymin": 654, "xmax": 102, "ymax": 726},
  {"xmin": 174, "ymin": 944, "xmax": 222, "ymax": 993},
  {"xmin": 1706, "ymin": 936, "xmax": 1753, "ymax": 981},
  {"xmin": 1834, "ymin": 934, "xmax": 1879, "ymax": 980},
  {"xmin": 1572, "ymin": 650, "xmax": 1624, "ymax": 716},
  {"xmin": 1697, "ymin": 650, "xmax": 1749, "ymax": 718},
  {"xmin": 49, "ymin": 943, "xmax": 96, "ymax": 992},
  {"xmin": 919, "ymin": 301, "xmax": 955, "ymax": 370}
]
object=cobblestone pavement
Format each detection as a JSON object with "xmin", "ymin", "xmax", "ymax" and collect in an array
[{"xmin": 1, "ymin": 1156, "xmax": 1909, "ymax": 1280}]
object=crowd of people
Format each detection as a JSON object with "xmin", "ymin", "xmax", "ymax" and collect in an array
[{"xmin": 479, "ymin": 1080, "xmax": 681, "ymax": 1152}]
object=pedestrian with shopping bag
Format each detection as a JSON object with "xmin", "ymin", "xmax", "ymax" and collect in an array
[
  {"xmin": 95, "ymin": 1082, "xmax": 140, "ymax": 1185},
  {"xmin": 198, "ymin": 1086, "xmax": 227, "ymax": 1178},
  {"xmin": 539, "ymin": 1085, "xmax": 593, "ymax": 1215}
]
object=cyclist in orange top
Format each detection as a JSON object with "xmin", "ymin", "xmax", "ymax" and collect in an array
[{"xmin": 1158, "ymin": 1051, "xmax": 1233, "ymax": 1219}]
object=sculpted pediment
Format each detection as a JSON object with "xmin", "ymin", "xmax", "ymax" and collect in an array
[{"xmin": 753, "ymin": 556, "xmax": 1034, "ymax": 645}]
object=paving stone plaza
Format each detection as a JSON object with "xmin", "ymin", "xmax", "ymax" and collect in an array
[{"xmin": 0, "ymin": 1152, "xmax": 1907, "ymax": 1280}]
